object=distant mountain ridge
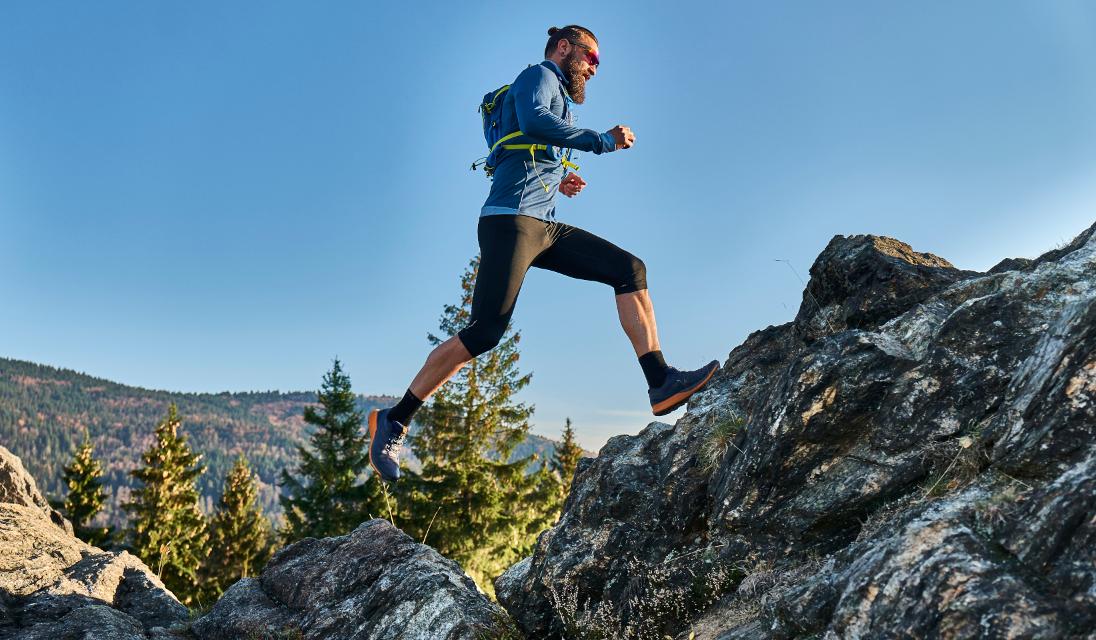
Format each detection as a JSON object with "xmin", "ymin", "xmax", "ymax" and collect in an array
[{"xmin": 0, "ymin": 357, "xmax": 571, "ymax": 528}]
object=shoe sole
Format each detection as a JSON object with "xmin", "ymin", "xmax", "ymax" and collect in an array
[
  {"xmin": 367, "ymin": 409, "xmax": 388, "ymax": 482},
  {"xmin": 651, "ymin": 364, "xmax": 719, "ymax": 416}
]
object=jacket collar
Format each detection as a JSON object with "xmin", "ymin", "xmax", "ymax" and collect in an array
[{"xmin": 541, "ymin": 60, "xmax": 572, "ymax": 101}]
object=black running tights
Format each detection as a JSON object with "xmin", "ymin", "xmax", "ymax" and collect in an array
[{"xmin": 456, "ymin": 214, "xmax": 647, "ymax": 357}]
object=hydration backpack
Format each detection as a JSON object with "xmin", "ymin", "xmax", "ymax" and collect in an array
[{"xmin": 471, "ymin": 80, "xmax": 578, "ymax": 191}]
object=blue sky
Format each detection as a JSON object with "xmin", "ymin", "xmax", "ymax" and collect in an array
[{"xmin": 2, "ymin": 2, "xmax": 1094, "ymax": 451}]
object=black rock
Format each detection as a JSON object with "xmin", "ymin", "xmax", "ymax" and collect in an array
[
  {"xmin": 497, "ymin": 223, "xmax": 1096, "ymax": 640},
  {"xmin": 792, "ymin": 234, "xmax": 976, "ymax": 343}
]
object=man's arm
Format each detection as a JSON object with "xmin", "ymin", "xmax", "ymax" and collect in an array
[{"xmin": 512, "ymin": 65, "xmax": 617, "ymax": 154}]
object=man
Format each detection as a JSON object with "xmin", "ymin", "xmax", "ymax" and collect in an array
[{"xmin": 368, "ymin": 25, "xmax": 720, "ymax": 482}]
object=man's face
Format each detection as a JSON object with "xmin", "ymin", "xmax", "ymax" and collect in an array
[{"xmin": 561, "ymin": 37, "xmax": 598, "ymax": 105}]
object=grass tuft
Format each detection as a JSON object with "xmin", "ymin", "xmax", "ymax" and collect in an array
[{"xmin": 699, "ymin": 417, "xmax": 746, "ymax": 472}]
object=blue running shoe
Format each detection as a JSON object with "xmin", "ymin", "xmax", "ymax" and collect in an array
[
  {"xmin": 649, "ymin": 360, "xmax": 720, "ymax": 416},
  {"xmin": 368, "ymin": 408, "xmax": 408, "ymax": 482}
]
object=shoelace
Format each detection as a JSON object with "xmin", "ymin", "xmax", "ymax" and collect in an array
[{"xmin": 381, "ymin": 430, "xmax": 406, "ymax": 458}]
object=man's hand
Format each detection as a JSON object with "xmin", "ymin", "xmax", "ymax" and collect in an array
[
  {"xmin": 560, "ymin": 173, "xmax": 587, "ymax": 198},
  {"xmin": 608, "ymin": 125, "xmax": 635, "ymax": 150}
]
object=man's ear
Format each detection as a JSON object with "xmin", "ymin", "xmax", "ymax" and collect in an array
[{"xmin": 555, "ymin": 38, "xmax": 571, "ymax": 58}]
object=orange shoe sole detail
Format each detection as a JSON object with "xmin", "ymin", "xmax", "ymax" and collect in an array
[
  {"xmin": 651, "ymin": 366, "xmax": 718, "ymax": 416},
  {"xmin": 367, "ymin": 409, "xmax": 384, "ymax": 479}
]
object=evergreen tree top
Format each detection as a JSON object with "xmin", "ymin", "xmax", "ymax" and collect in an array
[
  {"xmin": 131, "ymin": 402, "xmax": 205, "ymax": 483},
  {"xmin": 61, "ymin": 427, "xmax": 109, "ymax": 546},
  {"xmin": 551, "ymin": 417, "xmax": 584, "ymax": 484},
  {"xmin": 278, "ymin": 358, "xmax": 384, "ymax": 543},
  {"xmin": 123, "ymin": 403, "xmax": 209, "ymax": 607}
]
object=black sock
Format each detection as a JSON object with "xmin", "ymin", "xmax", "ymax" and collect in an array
[
  {"xmin": 639, "ymin": 350, "xmax": 669, "ymax": 388},
  {"xmin": 388, "ymin": 389, "xmax": 422, "ymax": 426}
]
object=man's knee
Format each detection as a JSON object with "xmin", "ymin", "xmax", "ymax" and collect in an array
[
  {"xmin": 613, "ymin": 254, "xmax": 647, "ymax": 295},
  {"xmin": 456, "ymin": 319, "xmax": 508, "ymax": 358}
]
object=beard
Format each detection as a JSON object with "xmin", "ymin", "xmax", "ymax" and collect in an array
[{"xmin": 562, "ymin": 50, "xmax": 587, "ymax": 104}]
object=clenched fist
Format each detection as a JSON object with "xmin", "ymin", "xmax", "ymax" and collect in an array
[
  {"xmin": 560, "ymin": 173, "xmax": 587, "ymax": 197},
  {"xmin": 608, "ymin": 125, "xmax": 635, "ymax": 150}
]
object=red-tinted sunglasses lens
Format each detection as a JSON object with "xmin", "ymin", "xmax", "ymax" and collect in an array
[{"xmin": 585, "ymin": 50, "xmax": 600, "ymax": 66}]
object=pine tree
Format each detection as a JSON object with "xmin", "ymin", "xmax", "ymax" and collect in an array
[
  {"xmin": 278, "ymin": 359, "xmax": 386, "ymax": 542},
  {"xmin": 204, "ymin": 455, "xmax": 272, "ymax": 598},
  {"xmin": 401, "ymin": 255, "xmax": 555, "ymax": 597},
  {"xmin": 59, "ymin": 431, "xmax": 113, "ymax": 547},
  {"xmin": 123, "ymin": 404, "xmax": 209, "ymax": 606},
  {"xmin": 551, "ymin": 417, "xmax": 585, "ymax": 495}
]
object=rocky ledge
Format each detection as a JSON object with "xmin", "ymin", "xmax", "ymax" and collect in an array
[
  {"xmin": 0, "ymin": 442, "xmax": 510, "ymax": 640},
  {"xmin": 3, "ymin": 222, "xmax": 1093, "ymax": 640},
  {"xmin": 497, "ymin": 223, "xmax": 1096, "ymax": 639},
  {"xmin": 0, "ymin": 445, "xmax": 189, "ymax": 640},
  {"xmin": 191, "ymin": 519, "xmax": 510, "ymax": 640}
]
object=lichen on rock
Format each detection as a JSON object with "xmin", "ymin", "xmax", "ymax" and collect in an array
[
  {"xmin": 496, "ymin": 221, "xmax": 1096, "ymax": 639},
  {"xmin": 5, "ymin": 221, "xmax": 1095, "ymax": 640}
]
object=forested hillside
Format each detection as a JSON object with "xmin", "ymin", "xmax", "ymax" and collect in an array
[{"xmin": 0, "ymin": 357, "xmax": 566, "ymax": 528}]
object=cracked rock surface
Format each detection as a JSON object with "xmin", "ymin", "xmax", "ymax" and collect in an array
[
  {"xmin": 191, "ymin": 519, "xmax": 508, "ymax": 640},
  {"xmin": 5, "ymin": 222, "xmax": 1095, "ymax": 640},
  {"xmin": 496, "ymin": 224, "xmax": 1096, "ymax": 639},
  {"xmin": 0, "ymin": 446, "xmax": 188, "ymax": 640}
]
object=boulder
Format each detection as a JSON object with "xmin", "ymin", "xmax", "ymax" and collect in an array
[
  {"xmin": 0, "ymin": 444, "xmax": 71, "ymax": 534},
  {"xmin": 191, "ymin": 519, "xmax": 511, "ymax": 640},
  {"xmin": 496, "ymin": 222, "xmax": 1096, "ymax": 639},
  {"xmin": 792, "ymin": 234, "xmax": 975, "ymax": 343},
  {"xmin": 0, "ymin": 446, "xmax": 188, "ymax": 639}
]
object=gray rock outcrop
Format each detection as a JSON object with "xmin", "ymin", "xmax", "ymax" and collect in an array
[
  {"xmin": 496, "ymin": 222, "xmax": 1096, "ymax": 639},
  {"xmin": 0, "ymin": 445, "xmax": 188, "ymax": 639},
  {"xmin": 792, "ymin": 234, "xmax": 975, "ymax": 343},
  {"xmin": 5, "ymin": 222, "xmax": 1094, "ymax": 639},
  {"xmin": 191, "ymin": 519, "xmax": 511, "ymax": 640},
  {"xmin": 0, "ymin": 444, "xmax": 72, "ymax": 534}
]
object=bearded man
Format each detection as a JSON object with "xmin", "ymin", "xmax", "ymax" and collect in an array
[{"xmin": 367, "ymin": 25, "xmax": 720, "ymax": 482}]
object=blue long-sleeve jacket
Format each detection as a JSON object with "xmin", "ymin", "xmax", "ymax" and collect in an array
[{"xmin": 481, "ymin": 60, "xmax": 617, "ymax": 221}]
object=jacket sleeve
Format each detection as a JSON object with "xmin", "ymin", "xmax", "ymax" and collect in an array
[{"xmin": 512, "ymin": 65, "xmax": 616, "ymax": 155}]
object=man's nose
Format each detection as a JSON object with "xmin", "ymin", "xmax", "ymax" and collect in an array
[{"xmin": 588, "ymin": 63, "xmax": 597, "ymax": 77}]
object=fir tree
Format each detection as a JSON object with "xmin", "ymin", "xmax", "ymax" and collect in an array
[
  {"xmin": 204, "ymin": 455, "xmax": 272, "ymax": 598},
  {"xmin": 551, "ymin": 417, "xmax": 584, "ymax": 495},
  {"xmin": 401, "ymin": 255, "xmax": 556, "ymax": 597},
  {"xmin": 123, "ymin": 404, "xmax": 209, "ymax": 606},
  {"xmin": 59, "ymin": 430, "xmax": 113, "ymax": 547},
  {"xmin": 279, "ymin": 359, "xmax": 386, "ymax": 542}
]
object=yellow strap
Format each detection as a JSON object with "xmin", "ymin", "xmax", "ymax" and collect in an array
[
  {"xmin": 494, "ymin": 143, "xmax": 575, "ymax": 193},
  {"xmin": 529, "ymin": 146, "xmax": 550, "ymax": 193},
  {"xmin": 489, "ymin": 130, "xmax": 526, "ymax": 154},
  {"xmin": 505, "ymin": 143, "xmax": 550, "ymax": 193},
  {"xmin": 481, "ymin": 85, "xmax": 510, "ymax": 114}
]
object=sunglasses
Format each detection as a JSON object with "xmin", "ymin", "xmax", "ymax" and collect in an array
[{"xmin": 567, "ymin": 40, "xmax": 600, "ymax": 67}]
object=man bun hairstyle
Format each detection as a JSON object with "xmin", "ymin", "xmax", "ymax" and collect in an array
[{"xmin": 545, "ymin": 25, "xmax": 598, "ymax": 58}]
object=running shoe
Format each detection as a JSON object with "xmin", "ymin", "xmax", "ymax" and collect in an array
[
  {"xmin": 368, "ymin": 408, "xmax": 408, "ymax": 482},
  {"xmin": 649, "ymin": 360, "xmax": 721, "ymax": 416}
]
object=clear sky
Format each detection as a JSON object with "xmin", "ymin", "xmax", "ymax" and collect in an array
[{"xmin": 2, "ymin": 2, "xmax": 1094, "ymax": 451}]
